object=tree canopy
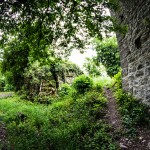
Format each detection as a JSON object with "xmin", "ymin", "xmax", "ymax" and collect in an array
[
  {"xmin": 0, "ymin": 0, "xmax": 119, "ymax": 50},
  {"xmin": 94, "ymin": 37, "xmax": 120, "ymax": 77},
  {"xmin": 83, "ymin": 57, "xmax": 102, "ymax": 77},
  {"xmin": 0, "ymin": 0, "xmax": 120, "ymax": 91}
]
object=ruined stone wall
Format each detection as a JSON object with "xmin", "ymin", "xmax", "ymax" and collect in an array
[{"xmin": 114, "ymin": 0, "xmax": 150, "ymax": 105}]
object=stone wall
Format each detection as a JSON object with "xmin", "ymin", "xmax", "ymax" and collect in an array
[{"xmin": 113, "ymin": 0, "xmax": 150, "ymax": 105}]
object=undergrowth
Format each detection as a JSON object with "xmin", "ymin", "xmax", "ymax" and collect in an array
[
  {"xmin": 0, "ymin": 88, "xmax": 117, "ymax": 149},
  {"xmin": 113, "ymin": 71, "xmax": 150, "ymax": 137}
]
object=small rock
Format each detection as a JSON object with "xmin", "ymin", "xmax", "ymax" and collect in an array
[
  {"xmin": 128, "ymin": 141, "xmax": 132, "ymax": 145},
  {"xmin": 112, "ymin": 121, "xmax": 116, "ymax": 124},
  {"xmin": 142, "ymin": 140, "xmax": 146, "ymax": 143},
  {"xmin": 139, "ymin": 136, "xmax": 143, "ymax": 140},
  {"xmin": 120, "ymin": 143, "xmax": 128, "ymax": 149}
]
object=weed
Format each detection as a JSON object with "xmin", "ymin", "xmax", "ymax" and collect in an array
[
  {"xmin": 115, "ymin": 89, "xmax": 150, "ymax": 137},
  {"xmin": 0, "ymin": 91, "xmax": 117, "ymax": 149},
  {"xmin": 73, "ymin": 75, "xmax": 93, "ymax": 94}
]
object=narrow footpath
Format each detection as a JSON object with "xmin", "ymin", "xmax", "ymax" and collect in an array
[
  {"xmin": 104, "ymin": 88, "xmax": 150, "ymax": 150},
  {"xmin": 104, "ymin": 88, "xmax": 122, "ymax": 131},
  {"xmin": 0, "ymin": 93, "xmax": 14, "ymax": 99}
]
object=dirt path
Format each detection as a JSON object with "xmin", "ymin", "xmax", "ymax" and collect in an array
[
  {"xmin": 104, "ymin": 88, "xmax": 122, "ymax": 131},
  {"xmin": 0, "ymin": 92, "xmax": 14, "ymax": 99},
  {"xmin": 104, "ymin": 88, "xmax": 150, "ymax": 150}
]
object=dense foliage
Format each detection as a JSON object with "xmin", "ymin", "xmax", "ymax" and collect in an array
[
  {"xmin": 0, "ymin": 62, "xmax": 14, "ymax": 92},
  {"xmin": 1, "ymin": 41, "xmax": 82, "ymax": 92},
  {"xmin": 0, "ymin": 1, "xmax": 149, "ymax": 149},
  {"xmin": 83, "ymin": 57, "xmax": 102, "ymax": 77},
  {"xmin": 0, "ymin": 79, "xmax": 118, "ymax": 150},
  {"xmin": 94, "ymin": 37, "xmax": 120, "ymax": 77},
  {"xmin": 0, "ymin": 0, "xmax": 119, "ymax": 50},
  {"xmin": 115, "ymin": 89, "xmax": 150, "ymax": 137},
  {"xmin": 1, "ymin": 40, "xmax": 29, "ymax": 91},
  {"xmin": 113, "ymin": 70, "xmax": 122, "ymax": 89},
  {"xmin": 73, "ymin": 75, "xmax": 93, "ymax": 94},
  {"xmin": 113, "ymin": 71, "xmax": 150, "ymax": 137},
  {"xmin": 0, "ymin": 75, "xmax": 5, "ymax": 91},
  {"xmin": 58, "ymin": 83, "xmax": 72, "ymax": 97},
  {"xmin": 0, "ymin": 0, "xmax": 121, "ymax": 92}
]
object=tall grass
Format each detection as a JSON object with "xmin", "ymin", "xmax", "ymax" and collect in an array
[{"xmin": 0, "ymin": 91, "xmax": 117, "ymax": 150}]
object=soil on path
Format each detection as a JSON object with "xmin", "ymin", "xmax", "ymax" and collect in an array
[
  {"xmin": 104, "ymin": 88, "xmax": 150, "ymax": 150},
  {"xmin": 104, "ymin": 88, "xmax": 122, "ymax": 131},
  {"xmin": 0, "ymin": 92, "xmax": 14, "ymax": 99}
]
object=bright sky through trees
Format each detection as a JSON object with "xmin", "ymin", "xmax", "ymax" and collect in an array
[{"xmin": 69, "ymin": 47, "xmax": 96, "ymax": 69}]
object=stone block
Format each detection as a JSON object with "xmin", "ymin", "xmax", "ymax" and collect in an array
[
  {"xmin": 127, "ymin": 55, "xmax": 135, "ymax": 63},
  {"xmin": 145, "ymin": 91, "xmax": 150, "ymax": 102},
  {"xmin": 129, "ymin": 66, "xmax": 136, "ymax": 73},
  {"xmin": 137, "ymin": 64, "xmax": 144, "ymax": 70},
  {"xmin": 133, "ymin": 79, "xmax": 140, "ymax": 86},
  {"xmin": 140, "ymin": 77, "xmax": 148, "ymax": 85},
  {"xmin": 145, "ymin": 67, "xmax": 150, "ymax": 76},
  {"xmin": 121, "ymin": 59, "xmax": 128, "ymax": 68},
  {"xmin": 145, "ymin": 56, "xmax": 150, "ymax": 67},
  {"xmin": 122, "ymin": 68, "xmax": 128, "ymax": 76},
  {"xmin": 113, "ymin": 0, "xmax": 150, "ymax": 105},
  {"xmin": 135, "ymin": 70, "xmax": 144, "ymax": 77}
]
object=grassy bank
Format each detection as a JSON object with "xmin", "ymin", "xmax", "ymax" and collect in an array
[{"xmin": 0, "ymin": 90, "xmax": 117, "ymax": 150}]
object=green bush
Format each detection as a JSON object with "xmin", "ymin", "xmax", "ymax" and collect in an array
[
  {"xmin": 4, "ymin": 84, "xmax": 14, "ymax": 92},
  {"xmin": 0, "ymin": 90, "xmax": 117, "ymax": 149},
  {"xmin": 84, "ymin": 91, "xmax": 107, "ymax": 119},
  {"xmin": 115, "ymin": 89, "xmax": 150, "ymax": 129},
  {"xmin": 94, "ymin": 37, "xmax": 120, "ymax": 77},
  {"xmin": 73, "ymin": 75, "xmax": 93, "ymax": 94},
  {"xmin": 58, "ymin": 83, "xmax": 72, "ymax": 96},
  {"xmin": 113, "ymin": 70, "xmax": 122, "ymax": 89},
  {"xmin": 0, "ymin": 73, "xmax": 14, "ymax": 92},
  {"xmin": 0, "ymin": 77, "xmax": 5, "ymax": 91},
  {"xmin": 83, "ymin": 121, "xmax": 116, "ymax": 150},
  {"xmin": 92, "ymin": 82, "xmax": 102, "ymax": 92},
  {"xmin": 85, "ymin": 91, "xmax": 107, "ymax": 109}
]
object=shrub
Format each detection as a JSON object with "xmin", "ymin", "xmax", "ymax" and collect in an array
[
  {"xmin": 4, "ymin": 84, "xmax": 14, "ymax": 92},
  {"xmin": 73, "ymin": 75, "xmax": 93, "ymax": 94},
  {"xmin": 113, "ymin": 70, "xmax": 122, "ymax": 89},
  {"xmin": 0, "ymin": 77, "xmax": 5, "ymax": 91},
  {"xmin": 94, "ymin": 37, "xmax": 120, "ymax": 77},
  {"xmin": 84, "ymin": 91, "xmax": 107, "ymax": 119},
  {"xmin": 85, "ymin": 91, "xmax": 107, "ymax": 109},
  {"xmin": 58, "ymin": 83, "xmax": 72, "ymax": 96},
  {"xmin": 92, "ymin": 82, "xmax": 102, "ymax": 92},
  {"xmin": 82, "ymin": 121, "xmax": 116, "ymax": 150},
  {"xmin": 0, "ymin": 91, "xmax": 117, "ymax": 150},
  {"xmin": 115, "ymin": 89, "xmax": 150, "ymax": 129}
]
